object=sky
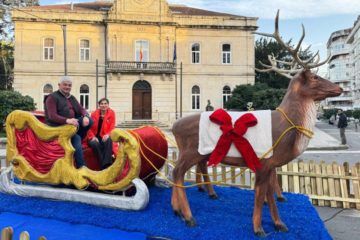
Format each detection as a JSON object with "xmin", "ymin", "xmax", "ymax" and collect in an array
[{"xmin": 39, "ymin": 0, "xmax": 360, "ymax": 74}]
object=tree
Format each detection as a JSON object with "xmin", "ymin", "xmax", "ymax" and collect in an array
[
  {"xmin": 323, "ymin": 109, "xmax": 338, "ymax": 119},
  {"xmin": 255, "ymin": 37, "xmax": 314, "ymax": 89},
  {"xmin": 345, "ymin": 110, "xmax": 353, "ymax": 118},
  {"xmin": 0, "ymin": 0, "xmax": 39, "ymax": 41},
  {"xmin": 0, "ymin": 90, "xmax": 36, "ymax": 131},
  {"xmin": 252, "ymin": 88, "xmax": 286, "ymax": 110},
  {"xmin": 0, "ymin": 0, "xmax": 38, "ymax": 89},
  {"xmin": 225, "ymin": 83, "xmax": 268, "ymax": 110},
  {"xmin": 0, "ymin": 41, "xmax": 14, "ymax": 90},
  {"xmin": 353, "ymin": 110, "xmax": 360, "ymax": 120}
]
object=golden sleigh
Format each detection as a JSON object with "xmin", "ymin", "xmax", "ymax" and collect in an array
[{"xmin": 1, "ymin": 110, "xmax": 167, "ymax": 210}]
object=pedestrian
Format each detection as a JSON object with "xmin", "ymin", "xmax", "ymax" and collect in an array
[
  {"xmin": 87, "ymin": 98, "xmax": 117, "ymax": 170},
  {"xmin": 44, "ymin": 76, "xmax": 93, "ymax": 168},
  {"xmin": 337, "ymin": 109, "xmax": 348, "ymax": 145}
]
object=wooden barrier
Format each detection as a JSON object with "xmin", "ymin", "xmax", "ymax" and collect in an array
[{"xmin": 163, "ymin": 152, "xmax": 360, "ymax": 209}]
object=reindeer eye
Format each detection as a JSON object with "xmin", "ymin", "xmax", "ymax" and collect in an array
[{"xmin": 314, "ymin": 76, "xmax": 318, "ymax": 80}]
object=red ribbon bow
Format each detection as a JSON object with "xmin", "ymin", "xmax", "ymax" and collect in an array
[{"xmin": 208, "ymin": 109, "xmax": 262, "ymax": 172}]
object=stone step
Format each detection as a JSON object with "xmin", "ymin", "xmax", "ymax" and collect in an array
[{"xmin": 117, "ymin": 120, "xmax": 169, "ymax": 129}]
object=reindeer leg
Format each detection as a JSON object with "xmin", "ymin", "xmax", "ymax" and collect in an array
[
  {"xmin": 253, "ymin": 182, "xmax": 268, "ymax": 237},
  {"xmin": 195, "ymin": 164, "xmax": 205, "ymax": 192},
  {"xmin": 171, "ymin": 184, "xmax": 181, "ymax": 215},
  {"xmin": 273, "ymin": 174, "xmax": 287, "ymax": 202},
  {"xmin": 197, "ymin": 159, "xmax": 218, "ymax": 199},
  {"xmin": 172, "ymin": 153, "xmax": 201, "ymax": 227},
  {"xmin": 267, "ymin": 169, "xmax": 288, "ymax": 232},
  {"xmin": 171, "ymin": 153, "xmax": 183, "ymax": 216},
  {"xmin": 266, "ymin": 173, "xmax": 286, "ymax": 204},
  {"xmin": 253, "ymin": 165, "xmax": 273, "ymax": 237}
]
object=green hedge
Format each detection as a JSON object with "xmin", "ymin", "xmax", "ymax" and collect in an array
[
  {"xmin": 323, "ymin": 109, "xmax": 360, "ymax": 120},
  {"xmin": 0, "ymin": 90, "xmax": 36, "ymax": 131}
]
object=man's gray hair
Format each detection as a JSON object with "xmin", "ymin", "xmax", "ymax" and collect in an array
[{"xmin": 59, "ymin": 76, "xmax": 72, "ymax": 83}]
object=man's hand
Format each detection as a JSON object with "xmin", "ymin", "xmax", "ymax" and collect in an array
[
  {"xmin": 91, "ymin": 137, "xmax": 99, "ymax": 142},
  {"xmin": 102, "ymin": 134, "xmax": 109, "ymax": 142},
  {"xmin": 66, "ymin": 118, "xmax": 79, "ymax": 126},
  {"xmin": 82, "ymin": 116, "xmax": 90, "ymax": 127}
]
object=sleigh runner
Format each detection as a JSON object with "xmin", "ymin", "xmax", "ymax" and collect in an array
[{"xmin": 1, "ymin": 110, "xmax": 167, "ymax": 210}]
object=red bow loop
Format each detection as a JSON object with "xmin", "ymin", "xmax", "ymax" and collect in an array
[
  {"xmin": 209, "ymin": 108, "xmax": 232, "ymax": 126},
  {"xmin": 207, "ymin": 109, "xmax": 262, "ymax": 172}
]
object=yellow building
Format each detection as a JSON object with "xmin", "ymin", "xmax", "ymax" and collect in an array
[{"xmin": 12, "ymin": 0, "xmax": 257, "ymax": 124}]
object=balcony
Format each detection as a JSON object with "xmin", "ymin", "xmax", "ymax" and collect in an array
[
  {"xmin": 327, "ymin": 96, "xmax": 353, "ymax": 102},
  {"xmin": 107, "ymin": 61, "xmax": 176, "ymax": 74},
  {"xmin": 329, "ymin": 47, "xmax": 351, "ymax": 57}
]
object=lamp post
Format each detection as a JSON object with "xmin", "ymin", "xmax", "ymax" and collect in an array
[{"xmin": 61, "ymin": 24, "xmax": 68, "ymax": 76}]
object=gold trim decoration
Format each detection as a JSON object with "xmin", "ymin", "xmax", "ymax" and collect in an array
[{"xmin": 5, "ymin": 110, "xmax": 140, "ymax": 191}]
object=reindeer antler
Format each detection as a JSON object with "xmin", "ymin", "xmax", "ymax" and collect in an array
[
  {"xmin": 255, "ymin": 10, "xmax": 330, "ymax": 78},
  {"xmin": 256, "ymin": 54, "xmax": 302, "ymax": 79}
]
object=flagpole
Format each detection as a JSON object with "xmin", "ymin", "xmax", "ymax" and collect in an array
[
  {"xmin": 180, "ymin": 61, "xmax": 183, "ymax": 118},
  {"xmin": 175, "ymin": 62, "xmax": 178, "ymax": 119}
]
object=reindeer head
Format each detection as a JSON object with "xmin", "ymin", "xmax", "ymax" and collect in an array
[
  {"xmin": 255, "ymin": 10, "xmax": 342, "ymax": 101},
  {"xmin": 290, "ymin": 69, "xmax": 342, "ymax": 101}
]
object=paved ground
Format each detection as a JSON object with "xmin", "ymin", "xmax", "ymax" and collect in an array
[
  {"xmin": 316, "ymin": 207, "xmax": 360, "ymax": 240},
  {"xmin": 300, "ymin": 120, "xmax": 360, "ymax": 165}
]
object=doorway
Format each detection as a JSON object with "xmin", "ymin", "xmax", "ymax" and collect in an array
[{"xmin": 132, "ymin": 80, "xmax": 152, "ymax": 119}]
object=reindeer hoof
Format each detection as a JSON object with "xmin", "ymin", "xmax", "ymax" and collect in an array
[
  {"xmin": 174, "ymin": 209, "xmax": 183, "ymax": 218},
  {"xmin": 209, "ymin": 194, "xmax": 218, "ymax": 199},
  {"xmin": 254, "ymin": 227, "xmax": 266, "ymax": 237},
  {"xmin": 185, "ymin": 217, "xmax": 197, "ymax": 227},
  {"xmin": 198, "ymin": 187, "xmax": 205, "ymax": 192},
  {"xmin": 277, "ymin": 195, "xmax": 287, "ymax": 202},
  {"xmin": 275, "ymin": 223, "xmax": 288, "ymax": 232}
]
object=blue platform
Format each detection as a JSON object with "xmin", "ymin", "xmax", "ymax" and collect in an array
[{"xmin": 0, "ymin": 186, "xmax": 331, "ymax": 240}]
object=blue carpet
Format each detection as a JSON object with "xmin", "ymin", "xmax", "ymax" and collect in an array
[
  {"xmin": 0, "ymin": 212, "xmax": 146, "ymax": 240},
  {"xmin": 0, "ymin": 186, "xmax": 331, "ymax": 240}
]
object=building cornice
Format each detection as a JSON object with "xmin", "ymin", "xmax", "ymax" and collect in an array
[{"xmin": 12, "ymin": 2, "xmax": 257, "ymax": 30}]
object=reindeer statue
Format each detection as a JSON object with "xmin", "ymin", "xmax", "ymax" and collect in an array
[{"xmin": 171, "ymin": 11, "xmax": 342, "ymax": 237}]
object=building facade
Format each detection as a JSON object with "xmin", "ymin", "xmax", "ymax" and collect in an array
[
  {"xmin": 347, "ymin": 16, "xmax": 360, "ymax": 109},
  {"xmin": 325, "ymin": 15, "xmax": 360, "ymax": 110},
  {"xmin": 12, "ymin": 0, "xmax": 257, "ymax": 124},
  {"xmin": 325, "ymin": 28, "xmax": 353, "ymax": 110}
]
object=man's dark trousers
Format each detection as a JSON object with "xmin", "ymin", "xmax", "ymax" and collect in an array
[{"xmin": 71, "ymin": 116, "xmax": 93, "ymax": 168}]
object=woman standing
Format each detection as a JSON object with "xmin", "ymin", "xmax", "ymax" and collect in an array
[{"xmin": 87, "ymin": 98, "xmax": 117, "ymax": 169}]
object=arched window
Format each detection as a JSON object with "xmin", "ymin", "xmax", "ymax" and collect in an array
[
  {"xmin": 222, "ymin": 44, "xmax": 231, "ymax": 64},
  {"xmin": 43, "ymin": 38, "xmax": 54, "ymax": 60},
  {"xmin": 43, "ymin": 84, "xmax": 53, "ymax": 102},
  {"xmin": 222, "ymin": 86, "xmax": 231, "ymax": 108},
  {"xmin": 191, "ymin": 85, "xmax": 200, "ymax": 110},
  {"xmin": 80, "ymin": 84, "xmax": 90, "ymax": 109},
  {"xmin": 191, "ymin": 43, "xmax": 200, "ymax": 64},
  {"xmin": 80, "ymin": 39, "xmax": 90, "ymax": 61}
]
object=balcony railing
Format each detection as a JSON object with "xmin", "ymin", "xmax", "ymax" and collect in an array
[{"xmin": 107, "ymin": 61, "xmax": 176, "ymax": 74}]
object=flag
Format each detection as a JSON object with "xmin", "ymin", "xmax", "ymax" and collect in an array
[
  {"xmin": 173, "ymin": 42, "xmax": 177, "ymax": 63},
  {"xmin": 139, "ymin": 45, "xmax": 143, "ymax": 62}
]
